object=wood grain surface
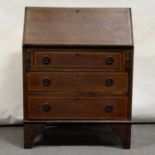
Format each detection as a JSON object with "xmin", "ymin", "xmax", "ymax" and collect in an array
[
  {"xmin": 27, "ymin": 96, "xmax": 128, "ymax": 120},
  {"xmin": 23, "ymin": 7, "xmax": 133, "ymax": 46},
  {"xmin": 27, "ymin": 72, "xmax": 128, "ymax": 93},
  {"xmin": 33, "ymin": 50, "xmax": 125, "ymax": 70}
]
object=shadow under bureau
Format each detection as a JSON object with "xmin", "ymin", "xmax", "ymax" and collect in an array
[{"xmin": 23, "ymin": 7, "xmax": 134, "ymax": 149}]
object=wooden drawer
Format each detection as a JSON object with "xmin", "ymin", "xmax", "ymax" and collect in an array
[
  {"xmin": 27, "ymin": 72, "xmax": 128, "ymax": 93},
  {"xmin": 33, "ymin": 51, "xmax": 126, "ymax": 70},
  {"xmin": 27, "ymin": 96, "xmax": 128, "ymax": 120}
]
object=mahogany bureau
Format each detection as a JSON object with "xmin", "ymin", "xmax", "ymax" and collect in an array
[{"xmin": 23, "ymin": 7, "xmax": 134, "ymax": 149}]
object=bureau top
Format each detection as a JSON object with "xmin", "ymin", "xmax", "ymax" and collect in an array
[{"xmin": 23, "ymin": 7, "xmax": 133, "ymax": 47}]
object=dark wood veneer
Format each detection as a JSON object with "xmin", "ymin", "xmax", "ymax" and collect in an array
[
  {"xmin": 27, "ymin": 72, "xmax": 128, "ymax": 93},
  {"xmin": 33, "ymin": 50, "xmax": 125, "ymax": 70},
  {"xmin": 27, "ymin": 96, "xmax": 128, "ymax": 120},
  {"xmin": 23, "ymin": 7, "xmax": 134, "ymax": 149}
]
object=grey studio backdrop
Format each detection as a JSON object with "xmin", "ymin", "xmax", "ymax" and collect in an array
[{"xmin": 0, "ymin": 0, "xmax": 155, "ymax": 124}]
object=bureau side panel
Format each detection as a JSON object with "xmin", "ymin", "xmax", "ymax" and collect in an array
[{"xmin": 127, "ymin": 48, "xmax": 134, "ymax": 120}]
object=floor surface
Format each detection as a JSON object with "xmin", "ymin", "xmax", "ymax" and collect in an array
[{"xmin": 0, "ymin": 125, "xmax": 155, "ymax": 155}]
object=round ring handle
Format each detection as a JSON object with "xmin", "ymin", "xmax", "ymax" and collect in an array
[
  {"xmin": 105, "ymin": 79, "xmax": 113, "ymax": 86},
  {"xmin": 105, "ymin": 105, "xmax": 113, "ymax": 113},
  {"xmin": 43, "ymin": 104, "xmax": 51, "ymax": 112},
  {"xmin": 42, "ymin": 79, "xmax": 51, "ymax": 86},
  {"xmin": 42, "ymin": 56, "xmax": 51, "ymax": 65},
  {"xmin": 106, "ymin": 57, "xmax": 114, "ymax": 65}
]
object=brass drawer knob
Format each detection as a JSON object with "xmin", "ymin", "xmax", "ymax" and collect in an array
[
  {"xmin": 43, "ymin": 104, "xmax": 51, "ymax": 112},
  {"xmin": 42, "ymin": 56, "xmax": 51, "ymax": 64},
  {"xmin": 106, "ymin": 57, "xmax": 114, "ymax": 65},
  {"xmin": 105, "ymin": 105, "xmax": 113, "ymax": 112},
  {"xmin": 105, "ymin": 79, "xmax": 113, "ymax": 86},
  {"xmin": 42, "ymin": 79, "xmax": 51, "ymax": 86}
]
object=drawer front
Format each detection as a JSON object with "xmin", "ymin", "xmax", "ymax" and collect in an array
[
  {"xmin": 27, "ymin": 72, "xmax": 128, "ymax": 93},
  {"xmin": 33, "ymin": 51, "xmax": 125, "ymax": 70},
  {"xmin": 27, "ymin": 96, "xmax": 128, "ymax": 120}
]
